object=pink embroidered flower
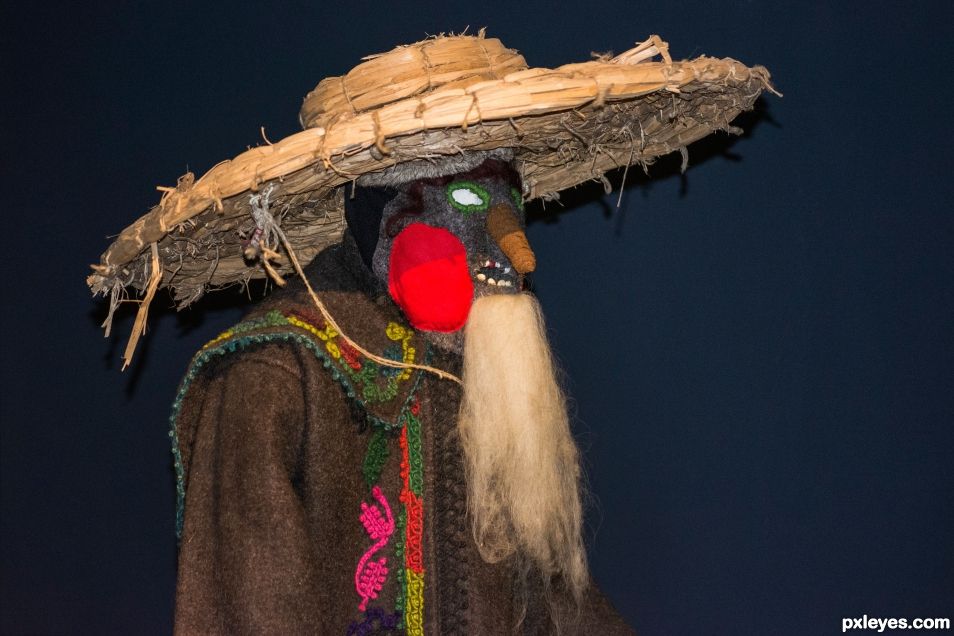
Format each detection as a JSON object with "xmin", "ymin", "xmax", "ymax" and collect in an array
[{"xmin": 355, "ymin": 486, "xmax": 395, "ymax": 610}]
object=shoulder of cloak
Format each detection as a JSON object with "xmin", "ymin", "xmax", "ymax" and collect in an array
[
  {"xmin": 166, "ymin": 290, "xmax": 431, "ymax": 539},
  {"xmin": 171, "ymin": 295, "xmax": 430, "ymax": 433}
]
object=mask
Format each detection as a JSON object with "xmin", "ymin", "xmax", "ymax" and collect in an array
[{"xmin": 370, "ymin": 159, "xmax": 534, "ymax": 332}]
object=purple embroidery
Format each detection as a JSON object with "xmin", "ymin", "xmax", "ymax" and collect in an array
[
  {"xmin": 347, "ymin": 607, "xmax": 402, "ymax": 636},
  {"xmin": 355, "ymin": 485, "xmax": 395, "ymax": 611}
]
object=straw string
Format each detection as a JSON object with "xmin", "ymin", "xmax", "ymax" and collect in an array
[
  {"xmin": 419, "ymin": 45, "xmax": 435, "ymax": 93},
  {"xmin": 341, "ymin": 76, "xmax": 357, "ymax": 116}
]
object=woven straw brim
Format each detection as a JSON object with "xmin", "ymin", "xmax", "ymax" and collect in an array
[{"xmin": 88, "ymin": 34, "xmax": 773, "ymax": 307}]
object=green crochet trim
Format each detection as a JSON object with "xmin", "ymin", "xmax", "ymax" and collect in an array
[
  {"xmin": 203, "ymin": 309, "xmax": 420, "ymax": 407},
  {"xmin": 393, "ymin": 506, "xmax": 408, "ymax": 627},
  {"xmin": 362, "ymin": 429, "xmax": 390, "ymax": 489},
  {"xmin": 405, "ymin": 409, "xmax": 424, "ymax": 496}
]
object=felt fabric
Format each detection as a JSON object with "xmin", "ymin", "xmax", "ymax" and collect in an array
[
  {"xmin": 388, "ymin": 223, "xmax": 474, "ymax": 332},
  {"xmin": 371, "ymin": 160, "xmax": 525, "ymax": 303},
  {"xmin": 171, "ymin": 238, "xmax": 634, "ymax": 635},
  {"xmin": 357, "ymin": 148, "xmax": 515, "ymax": 189}
]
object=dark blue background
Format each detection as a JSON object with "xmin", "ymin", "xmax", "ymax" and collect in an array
[{"xmin": 3, "ymin": 1, "xmax": 952, "ymax": 633}]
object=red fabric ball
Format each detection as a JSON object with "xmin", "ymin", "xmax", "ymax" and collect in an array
[{"xmin": 388, "ymin": 223, "xmax": 474, "ymax": 332}]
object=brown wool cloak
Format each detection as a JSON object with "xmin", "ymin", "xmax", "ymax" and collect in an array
[{"xmin": 170, "ymin": 239, "xmax": 634, "ymax": 635}]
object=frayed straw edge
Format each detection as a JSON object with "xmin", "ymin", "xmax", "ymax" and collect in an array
[{"xmin": 121, "ymin": 243, "xmax": 161, "ymax": 371}]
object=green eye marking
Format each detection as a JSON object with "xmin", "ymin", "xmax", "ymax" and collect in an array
[
  {"xmin": 510, "ymin": 187, "xmax": 524, "ymax": 212},
  {"xmin": 446, "ymin": 181, "xmax": 490, "ymax": 213}
]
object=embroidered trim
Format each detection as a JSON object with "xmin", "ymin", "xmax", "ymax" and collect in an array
[
  {"xmin": 206, "ymin": 309, "xmax": 417, "ymax": 405},
  {"xmin": 362, "ymin": 429, "xmax": 390, "ymax": 488},
  {"xmin": 169, "ymin": 311, "xmax": 429, "ymax": 539},
  {"xmin": 405, "ymin": 569, "xmax": 425, "ymax": 635},
  {"xmin": 187, "ymin": 311, "xmax": 419, "ymax": 435},
  {"xmin": 398, "ymin": 400, "xmax": 425, "ymax": 633},
  {"xmin": 393, "ymin": 507, "xmax": 408, "ymax": 621},
  {"xmin": 200, "ymin": 309, "xmax": 289, "ymax": 349},
  {"xmin": 347, "ymin": 606, "xmax": 402, "ymax": 636},
  {"xmin": 355, "ymin": 393, "xmax": 428, "ymax": 632},
  {"xmin": 400, "ymin": 424, "xmax": 425, "ymax": 573},
  {"xmin": 355, "ymin": 486, "xmax": 395, "ymax": 611},
  {"xmin": 287, "ymin": 311, "xmax": 417, "ymax": 403}
]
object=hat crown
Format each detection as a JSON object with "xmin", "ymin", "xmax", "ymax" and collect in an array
[{"xmin": 300, "ymin": 35, "xmax": 527, "ymax": 129}]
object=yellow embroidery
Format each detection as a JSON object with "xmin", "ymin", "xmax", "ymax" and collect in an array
[
  {"xmin": 386, "ymin": 322, "xmax": 407, "ymax": 341},
  {"xmin": 201, "ymin": 310, "xmax": 419, "ymax": 405},
  {"xmin": 287, "ymin": 315, "xmax": 336, "ymax": 342},
  {"xmin": 202, "ymin": 328, "xmax": 234, "ymax": 349},
  {"xmin": 387, "ymin": 322, "xmax": 415, "ymax": 380},
  {"xmin": 405, "ymin": 569, "xmax": 425, "ymax": 636}
]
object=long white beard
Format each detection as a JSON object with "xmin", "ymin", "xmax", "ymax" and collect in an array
[{"xmin": 458, "ymin": 293, "xmax": 588, "ymax": 605}]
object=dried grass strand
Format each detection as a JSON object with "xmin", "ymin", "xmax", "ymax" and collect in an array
[{"xmin": 121, "ymin": 243, "xmax": 161, "ymax": 371}]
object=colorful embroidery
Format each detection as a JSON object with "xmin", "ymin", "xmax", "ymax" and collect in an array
[
  {"xmin": 397, "ymin": 400, "xmax": 425, "ymax": 634},
  {"xmin": 357, "ymin": 400, "xmax": 426, "ymax": 633},
  {"xmin": 200, "ymin": 309, "xmax": 289, "ymax": 349},
  {"xmin": 347, "ymin": 606, "xmax": 402, "ymax": 636},
  {"xmin": 203, "ymin": 309, "xmax": 417, "ymax": 407},
  {"xmin": 355, "ymin": 486, "xmax": 395, "ymax": 611},
  {"xmin": 393, "ymin": 507, "xmax": 408, "ymax": 622},
  {"xmin": 405, "ymin": 570, "xmax": 425, "ymax": 635},
  {"xmin": 169, "ymin": 310, "xmax": 429, "ymax": 539},
  {"xmin": 170, "ymin": 308, "xmax": 431, "ymax": 631},
  {"xmin": 298, "ymin": 310, "xmax": 417, "ymax": 402}
]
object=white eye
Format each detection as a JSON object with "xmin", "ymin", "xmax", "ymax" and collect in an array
[
  {"xmin": 451, "ymin": 188, "xmax": 483, "ymax": 207},
  {"xmin": 446, "ymin": 181, "xmax": 490, "ymax": 213}
]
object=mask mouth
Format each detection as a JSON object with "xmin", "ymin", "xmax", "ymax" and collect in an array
[{"xmin": 473, "ymin": 259, "xmax": 516, "ymax": 288}]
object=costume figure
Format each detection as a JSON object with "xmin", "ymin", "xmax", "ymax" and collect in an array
[{"xmin": 88, "ymin": 33, "xmax": 773, "ymax": 634}]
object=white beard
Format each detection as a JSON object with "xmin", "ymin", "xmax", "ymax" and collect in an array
[{"xmin": 457, "ymin": 293, "xmax": 588, "ymax": 608}]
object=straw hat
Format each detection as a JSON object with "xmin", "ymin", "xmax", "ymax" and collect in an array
[{"xmin": 89, "ymin": 32, "xmax": 774, "ymax": 311}]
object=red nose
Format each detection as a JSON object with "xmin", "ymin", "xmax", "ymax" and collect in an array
[{"xmin": 388, "ymin": 223, "xmax": 474, "ymax": 332}]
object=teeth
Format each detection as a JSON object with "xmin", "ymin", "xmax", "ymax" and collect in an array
[
  {"xmin": 487, "ymin": 277, "xmax": 497, "ymax": 286},
  {"xmin": 503, "ymin": 267, "xmax": 511, "ymax": 274},
  {"xmin": 476, "ymin": 273, "xmax": 486, "ymax": 281},
  {"xmin": 499, "ymin": 280, "xmax": 511, "ymax": 287}
]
